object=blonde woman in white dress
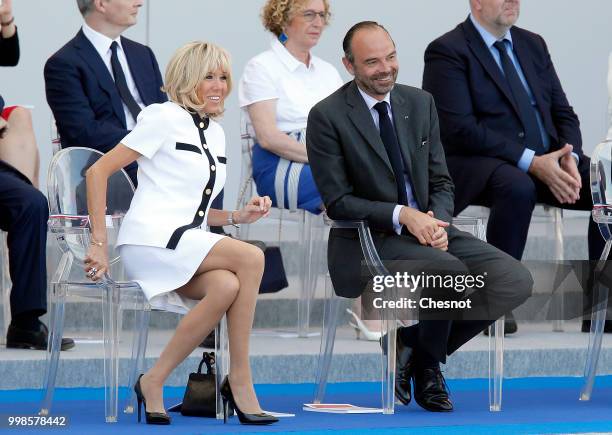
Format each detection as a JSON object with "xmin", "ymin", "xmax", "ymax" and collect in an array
[{"xmin": 84, "ymin": 42, "xmax": 278, "ymax": 426}]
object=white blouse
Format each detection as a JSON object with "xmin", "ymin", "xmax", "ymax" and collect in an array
[
  {"xmin": 607, "ymin": 52, "xmax": 612, "ymax": 140},
  {"xmin": 239, "ymin": 38, "xmax": 343, "ymax": 132},
  {"xmin": 116, "ymin": 101, "xmax": 226, "ymax": 249}
]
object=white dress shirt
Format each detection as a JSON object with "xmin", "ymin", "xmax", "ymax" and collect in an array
[
  {"xmin": 239, "ymin": 38, "xmax": 343, "ymax": 132},
  {"xmin": 116, "ymin": 102, "xmax": 226, "ymax": 249},
  {"xmin": 82, "ymin": 22, "xmax": 145, "ymax": 129},
  {"xmin": 356, "ymin": 86, "xmax": 418, "ymax": 234}
]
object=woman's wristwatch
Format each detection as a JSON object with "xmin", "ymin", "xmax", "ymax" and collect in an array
[{"xmin": 227, "ymin": 211, "xmax": 240, "ymax": 228}]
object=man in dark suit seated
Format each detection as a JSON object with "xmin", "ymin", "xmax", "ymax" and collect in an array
[
  {"xmin": 44, "ymin": 0, "xmax": 166, "ymax": 186},
  {"xmin": 307, "ymin": 21, "xmax": 532, "ymax": 412},
  {"xmin": 1, "ymin": 2, "xmax": 73, "ymax": 351},
  {"xmin": 422, "ymin": 0, "xmax": 606, "ymax": 332}
]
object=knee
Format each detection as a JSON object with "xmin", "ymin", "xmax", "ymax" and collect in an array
[
  {"xmin": 505, "ymin": 178, "xmax": 536, "ymax": 206},
  {"xmin": 20, "ymin": 188, "xmax": 49, "ymax": 220},
  {"xmin": 237, "ymin": 243, "xmax": 265, "ymax": 274},
  {"xmin": 218, "ymin": 272, "xmax": 240, "ymax": 300},
  {"xmin": 514, "ymin": 263, "xmax": 534, "ymax": 303},
  {"xmin": 8, "ymin": 107, "xmax": 33, "ymax": 127}
]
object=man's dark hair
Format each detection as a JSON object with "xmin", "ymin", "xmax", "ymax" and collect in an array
[{"xmin": 342, "ymin": 21, "xmax": 394, "ymax": 64}]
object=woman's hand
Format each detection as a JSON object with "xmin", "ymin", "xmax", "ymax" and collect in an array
[
  {"xmin": 84, "ymin": 243, "xmax": 109, "ymax": 282},
  {"xmin": 235, "ymin": 195, "xmax": 272, "ymax": 224}
]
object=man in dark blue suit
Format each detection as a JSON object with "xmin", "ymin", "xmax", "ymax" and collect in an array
[
  {"xmin": 423, "ymin": 0, "xmax": 605, "ymax": 331},
  {"xmin": 44, "ymin": 0, "xmax": 166, "ymax": 185}
]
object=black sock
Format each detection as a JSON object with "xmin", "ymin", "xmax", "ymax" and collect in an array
[
  {"xmin": 11, "ymin": 311, "xmax": 42, "ymax": 330},
  {"xmin": 415, "ymin": 349, "xmax": 440, "ymax": 370},
  {"xmin": 398, "ymin": 324, "xmax": 419, "ymax": 348}
]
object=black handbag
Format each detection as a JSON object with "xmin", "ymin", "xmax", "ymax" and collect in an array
[{"xmin": 175, "ymin": 351, "xmax": 217, "ymax": 417}]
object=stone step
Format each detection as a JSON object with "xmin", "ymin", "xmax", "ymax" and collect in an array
[{"xmin": 0, "ymin": 322, "xmax": 609, "ymax": 390}]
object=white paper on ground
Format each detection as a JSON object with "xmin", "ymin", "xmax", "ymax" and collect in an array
[
  {"xmin": 262, "ymin": 410, "xmax": 295, "ymax": 417},
  {"xmin": 303, "ymin": 403, "xmax": 383, "ymax": 414}
]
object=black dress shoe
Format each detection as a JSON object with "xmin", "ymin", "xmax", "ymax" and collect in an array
[
  {"xmin": 412, "ymin": 367, "xmax": 453, "ymax": 412},
  {"xmin": 199, "ymin": 330, "xmax": 215, "ymax": 348},
  {"xmin": 6, "ymin": 321, "xmax": 75, "ymax": 351},
  {"xmin": 582, "ymin": 319, "xmax": 612, "ymax": 333},
  {"xmin": 484, "ymin": 312, "xmax": 518, "ymax": 336},
  {"xmin": 380, "ymin": 332, "xmax": 413, "ymax": 405}
]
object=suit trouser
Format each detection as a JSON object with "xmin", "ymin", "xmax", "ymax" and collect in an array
[
  {"xmin": 0, "ymin": 161, "xmax": 48, "ymax": 318},
  {"xmin": 377, "ymin": 228, "xmax": 533, "ymax": 363},
  {"xmin": 462, "ymin": 156, "xmax": 604, "ymax": 262}
]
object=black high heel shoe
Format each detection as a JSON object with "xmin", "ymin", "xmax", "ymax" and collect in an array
[
  {"xmin": 220, "ymin": 376, "xmax": 279, "ymax": 425},
  {"xmin": 134, "ymin": 374, "xmax": 171, "ymax": 425}
]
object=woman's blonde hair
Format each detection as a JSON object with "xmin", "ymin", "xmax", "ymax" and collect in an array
[
  {"xmin": 261, "ymin": 0, "xmax": 330, "ymax": 37},
  {"xmin": 162, "ymin": 41, "xmax": 232, "ymax": 117}
]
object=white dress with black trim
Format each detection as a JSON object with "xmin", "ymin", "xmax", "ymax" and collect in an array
[{"xmin": 116, "ymin": 101, "xmax": 227, "ymax": 314}]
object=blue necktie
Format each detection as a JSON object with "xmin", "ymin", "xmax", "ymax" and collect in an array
[
  {"xmin": 110, "ymin": 41, "xmax": 141, "ymax": 122},
  {"xmin": 493, "ymin": 40, "xmax": 543, "ymax": 154},
  {"xmin": 374, "ymin": 101, "xmax": 409, "ymax": 206}
]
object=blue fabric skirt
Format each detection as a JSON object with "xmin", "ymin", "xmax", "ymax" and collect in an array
[{"xmin": 251, "ymin": 142, "xmax": 322, "ymax": 214}]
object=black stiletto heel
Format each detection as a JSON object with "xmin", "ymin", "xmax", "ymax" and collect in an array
[
  {"xmin": 134, "ymin": 374, "xmax": 171, "ymax": 425},
  {"xmin": 220, "ymin": 376, "xmax": 278, "ymax": 425}
]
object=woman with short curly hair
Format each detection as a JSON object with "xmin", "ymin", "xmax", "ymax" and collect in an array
[{"xmin": 238, "ymin": 0, "xmax": 342, "ymax": 215}]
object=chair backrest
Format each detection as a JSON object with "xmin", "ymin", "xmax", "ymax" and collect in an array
[
  {"xmin": 236, "ymin": 112, "xmax": 255, "ymax": 210},
  {"xmin": 46, "ymin": 147, "xmax": 135, "ymax": 265},
  {"xmin": 590, "ymin": 140, "xmax": 612, "ymax": 241},
  {"xmin": 50, "ymin": 115, "xmax": 61, "ymax": 156}
]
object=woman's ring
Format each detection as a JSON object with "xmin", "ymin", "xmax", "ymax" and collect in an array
[{"xmin": 88, "ymin": 268, "xmax": 98, "ymax": 278}]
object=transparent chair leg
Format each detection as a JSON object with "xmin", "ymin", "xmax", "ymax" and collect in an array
[
  {"xmin": 39, "ymin": 283, "xmax": 67, "ymax": 416},
  {"xmin": 552, "ymin": 208, "xmax": 565, "ymax": 332},
  {"xmin": 102, "ymin": 283, "xmax": 121, "ymax": 423},
  {"xmin": 123, "ymin": 307, "xmax": 150, "ymax": 414},
  {"xmin": 381, "ymin": 304, "xmax": 396, "ymax": 415},
  {"xmin": 580, "ymin": 290, "xmax": 610, "ymax": 401},
  {"xmin": 297, "ymin": 212, "xmax": 315, "ymax": 338},
  {"xmin": 215, "ymin": 315, "xmax": 229, "ymax": 420},
  {"xmin": 314, "ymin": 274, "xmax": 340, "ymax": 403},
  {"xmin": 488, "ymin": 316, "xmax": 505, "ymax": 412},
  {"xmin": 580, "ymin": 239, "xmax": 612, "ymax": 401}
]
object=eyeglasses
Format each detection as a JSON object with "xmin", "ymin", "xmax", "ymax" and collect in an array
[{"xmin": 301, "ymin": 10, "xmax": 330, "ymax": 23}]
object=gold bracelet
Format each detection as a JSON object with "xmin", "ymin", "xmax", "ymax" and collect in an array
[{"xmin": 90, "ymin": 237, "xmax": 104, "ymax": 247}]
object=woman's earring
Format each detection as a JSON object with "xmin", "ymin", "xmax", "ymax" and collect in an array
[{"xmin": 278, "ymin": 32, "xmax": 288, "ymax": 44}]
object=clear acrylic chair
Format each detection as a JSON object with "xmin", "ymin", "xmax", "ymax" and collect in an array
[
  {"xmin": 452, "ymin": 216, "xmax": 505, "ymax": 412},
  {"xmin": 236, "ymin": 116, "xmax": 324, "ymax": 337},
  {"xmin": 313, "ymin": 220, "xmax": 397, "ymax": 414},
  {"xmin": 313, "ymin": 217, "xmax": 504, "ymax": 413},
  {"xmin": 580, "ymin": 139, "xmax": 612, "ymax": 401},
  {"xmin": 458, "ymin": 204, "xmax": 565, "ymax": 332},
  {"xmin": 40, "ymin": 147, "xmax": 229, "ymax": 422}
]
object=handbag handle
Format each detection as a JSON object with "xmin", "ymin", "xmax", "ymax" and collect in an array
[{"xmin": 197, "ymin": 351, "xmax": 215, "ymax": 375}]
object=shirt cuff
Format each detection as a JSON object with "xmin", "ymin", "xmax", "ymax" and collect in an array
[
  {"xmin": 517, "ymin": 148, "xmax": 536, "ymax": 172},
  {"xmin": 571, "ymin": 152, "xmax": 579, "ymax": 165},
  {"xmin": 393, "ymin": 205, "xmax": 403, "ymax": 235}
]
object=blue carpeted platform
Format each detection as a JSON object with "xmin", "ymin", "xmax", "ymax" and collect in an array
[{"xmin": 1, "ymin": 377, "xmax": 612, "ymax": 434}]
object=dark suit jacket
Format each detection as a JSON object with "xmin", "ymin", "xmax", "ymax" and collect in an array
[
  {"xmin": 0, "ymin": 28, "xmax": 20, "ymax": 112},
  {"xmin": 44, "ymin": 29, "xmax": 166, "ymax": 154},
  {"xmin": 422, "ymin": 17, "xmax": 581, "ymax": 212},
  {"xmin": 307, "ymin": 81, "xmax": 454, "ymax": 297}
]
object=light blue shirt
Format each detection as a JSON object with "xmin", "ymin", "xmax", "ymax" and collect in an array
[
  {"xmin": 468, "ymin": 14, "xmax": 576, "ymax": 171},
  {"xmin": 356, "ymin": 86, "xmax": 418, "ymax": 234}
]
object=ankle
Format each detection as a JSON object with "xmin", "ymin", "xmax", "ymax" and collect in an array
[{"xmin": 142, "ymin": 372, "xmax": 164, "ymax": 389}]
